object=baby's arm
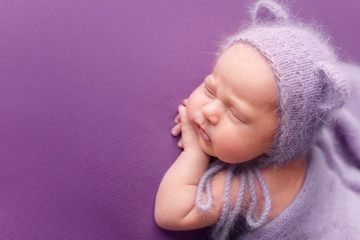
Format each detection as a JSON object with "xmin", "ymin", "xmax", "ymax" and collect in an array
[{"xmin": 154, "ymin": 101, "xmax": 241, "ymax": 230}]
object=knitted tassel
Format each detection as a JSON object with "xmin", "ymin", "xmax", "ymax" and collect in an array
[
  {"xmin": 196, "ymin": 162, "xmax": 226, "ymax": 211},
  {"xmin": 213, "ymin": 172, "xmax": 246, "ymax": 240},
  {"xmin": 246, "ymin": 170, "xmax": 272, "ymax": 229},
  {"xmin": 196, "ymin": 163, "xmax": 272, "ymax": 240},
  {"xmin": 213, "ymin": 165, "xmax": 235, "ymax": 235}
]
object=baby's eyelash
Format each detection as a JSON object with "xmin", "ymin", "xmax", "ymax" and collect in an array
[
  {"xmin": 204, "ymin": 84, "xmax": 215, "ymax": 96},
  {"xmin": 229, "ymin": 109, "xmax": 246, "ymax": 123},
  {"xmin": 230, "ymin": 110, "xmax": 240, "ymax": 120}
]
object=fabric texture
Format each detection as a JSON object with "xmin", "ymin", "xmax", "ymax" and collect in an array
[
  {"xmin": 239, "ymin": 143, "xmax": 360, "ymax": 239},
  {"xmin": 239, "ymin": 63, "xmax": 360, "ymax": 239},
  {"xmin": 0, "ymin": 0, "xmax": 359, "ymax": 239}
]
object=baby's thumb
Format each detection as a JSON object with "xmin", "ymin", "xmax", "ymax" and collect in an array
[
  {"xmin": 178, "ymin": 105, "xmax": 197, "ymax": 139},
  {"xmin": 178, "ymin": 105, "xmax": 190, "ymax": 127}
]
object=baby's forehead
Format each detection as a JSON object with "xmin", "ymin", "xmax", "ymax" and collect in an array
[
  {"xmin": 215, "ymin": 43, "xmax": 273, "ymax": 74},
  {"xmin": 212, "ymin": 44, "xmax": 278, "ymax": 109}
]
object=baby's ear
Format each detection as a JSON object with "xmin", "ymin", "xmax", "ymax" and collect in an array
[
  {"xmin": 316, "ymin": 61, "xmax": 350, "ymax": 112},
  {"xmin": 251, "ymin": 0, "xmax": 289, "ymax": 24}
]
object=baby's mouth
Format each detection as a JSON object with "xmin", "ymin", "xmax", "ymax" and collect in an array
[{"xmin": 196, "ymin": 124, "xmax": 211, "ymax": 143}]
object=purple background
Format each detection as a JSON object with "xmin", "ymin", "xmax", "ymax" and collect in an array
[{"xmin": 0, "ymin": 0, "xmax": 359, "ymax": 239}]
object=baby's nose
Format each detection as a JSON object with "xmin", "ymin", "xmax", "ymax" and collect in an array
[{"xmin": 202, "ymin": 100, "xmax": 222, "ymax": 125}]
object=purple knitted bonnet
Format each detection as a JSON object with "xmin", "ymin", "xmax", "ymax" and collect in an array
[{"xmin": 221, "ymin": 0, "xmax": 350, "ymax": 167}]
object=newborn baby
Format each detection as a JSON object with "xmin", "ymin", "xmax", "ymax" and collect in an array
[{"xmin": 155, "ymin": 1, "xmax": 360, "ymax": 239}]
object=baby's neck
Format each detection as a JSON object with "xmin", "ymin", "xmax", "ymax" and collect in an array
[{"xmin": 260, "ymin": 157, "xmax": 307, "ymax": 220}]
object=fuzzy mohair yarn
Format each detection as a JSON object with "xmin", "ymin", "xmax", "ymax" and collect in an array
[
  {"xmin": 222, "ymin": 0, "xmax": 350, "ymax": 168},
  {"xmin": 195, "ymin": 1, "xmax": 350, "ymax": 239}
]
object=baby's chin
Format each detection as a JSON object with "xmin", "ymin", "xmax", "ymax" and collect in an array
[
  {"xmin": 198, "ymin": 139, "xmax": 216, "ymax": 158},
  {"xmin": 204, "ymin": 148, "xmax": 259, "ymax": 165},
  {"xmin": 198, "ymin": 139, "xmax": 244, "ymax": 163}
]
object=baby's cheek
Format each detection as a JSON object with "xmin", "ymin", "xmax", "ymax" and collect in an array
[
  {"xmin": 186, "ymin": 94, "xmax": 207, "ymax": 120},
  {"xmin": 213, "ymin": 140, "xmax": 238, "ymax": 162},
  {"xmin": 185, "ymin": 102, "xmax": 196, "ymax": 122}
]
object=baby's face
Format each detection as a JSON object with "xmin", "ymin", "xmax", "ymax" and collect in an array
[{"xmin": 186, "ymin": 44, "xmax": 278, "ymax": 164}]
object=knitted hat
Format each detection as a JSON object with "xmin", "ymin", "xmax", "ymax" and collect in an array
[
  {"xmin": 220, "ymin": 0, "xmax": 349, "ymax": 167},
  {"xmin": 196, "ymin": 1, "xmax": 350, "ymax": 239}
]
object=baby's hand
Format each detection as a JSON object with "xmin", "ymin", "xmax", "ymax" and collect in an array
[
  {"xmin": 171, "ymin": 99, "xmax": 207, "ymax": 157},
  {"xmin": 171, "ymin": 99, "xmax": 187, "ymax": 146}
]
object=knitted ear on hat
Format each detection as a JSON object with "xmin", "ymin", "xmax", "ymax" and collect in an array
[
  {"xmin": 251, "ymin": 0, "xmax": 289, "ymax": 24},
  {"xmin": 316, "ymin": 61, "xmax": 350, "ymax": 112}
]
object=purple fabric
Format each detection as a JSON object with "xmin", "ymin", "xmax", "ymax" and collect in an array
[
  {"xmin": 239, "ymin": 145, "xmax": 360, "ymax": 239},
  {"xmin": 236, "ymin": 62, "xmax": 360, "ymax": 239},
  {"xmin": 0, "ymin": 0, "xmax": 359, "ymax": 239}
]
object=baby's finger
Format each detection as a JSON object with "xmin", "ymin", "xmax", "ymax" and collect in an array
[
  {"xmin": 171, "ymin": 123, "xmax": 181, "ymax": 136},
  {"xmin": 178, "ymin": 104, "xmax": 197, "ymax": 138},
  {"xmin": 177, "ymin": 138, "xmax": 183, "ymax": 148},
  {"xmin": 174, "ymin": 114, "xmax": 180, "ymax": 124},
  {"xmin": 178, "ymin": 105, "xmax": 190, "ymax": 126}
]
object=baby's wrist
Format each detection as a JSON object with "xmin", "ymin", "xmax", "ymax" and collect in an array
[{"xmin": 181, "ymin": 149, "xmax": 210, "ymax": 163}]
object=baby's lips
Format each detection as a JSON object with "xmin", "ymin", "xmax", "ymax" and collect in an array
[
  {"xmin": 195, "ymin": 123, "xmax": 211, "ymax": 143},
  {"xmin": 200, "ymin": 128, "xmax": 211, "ymax": 142}
]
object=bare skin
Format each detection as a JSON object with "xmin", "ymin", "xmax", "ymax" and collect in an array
[{"xmin": 154, "ymin": 44, "xmax": 306, "ymax": 231}]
